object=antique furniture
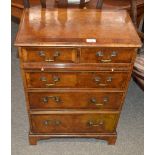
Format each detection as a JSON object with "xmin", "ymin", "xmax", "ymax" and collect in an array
[
  {"xmin": 15, "ymin": 8, "xmax": 141, "ymax": 145},
  {"xmin": 11, "ymin": 0, "xmax": 144, "ymax": 22}
]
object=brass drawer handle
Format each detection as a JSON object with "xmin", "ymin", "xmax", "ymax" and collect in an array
[
  {"xmin": 38, "ymin": 51, "xmax": 45, "ymax": 56},
  {"xmin": 46, "ymin": 83, "xmax": 56, "ymax": 87},
  {"xmin": 106, "ymin": 77, "xmax": 112, "ymax": 82},
  {"xmin": 98, "ymin": 83, "xmax": 107, "ymax": 86},
  {"xmin": 90, "ymin": 97, "xmax": 109, "ymax": 106},
  {"xmin": 40, "ymin": 76, "xmax": 60, "ymax": 87},
  {"xmin": 96, "ymin": 51, "xmax": 104, "ymax": 57},
  {"xmin": 94, "ymin": 76, "xmax": 112, "ymax": 86},
  {"xmin": 43, "ymin": 120, "xmax": 61, "ymax": 126},
  {"xmin": 38, "ymin": 51, "xmax": 60, "ymax": 62},
  {"xmin": 40, "ymin": 77, "xmax": 47, "ymax": 82},
  {"xmin": 87, "ymin": 120, "xmax": 104, "ymax": 127},
  {"xmin": 42, "ymin": 96, "xmax": 61, "ymax": 104},
  {"xmin": 45, "ymin": 59, "xmax": 55, "ymax": 62},
  {"xmin": 96, "ymin": 50, "xmax": 117, "ymax": 63},
  {"xmin": 111, "ymin": 51, "xmax": 117, "ymax": 57},
  {"xmin": 103, "ymin": 97, "xmax": 109, "ymax": 103},
  {"xmin": 100, "ymin": 59, "xmax": 111, "ymax": 63},
  {"xmin": 96, "ymin": 51, "xmax": 117, "ymax": 57}
]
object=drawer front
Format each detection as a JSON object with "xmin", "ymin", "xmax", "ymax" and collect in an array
[
  {"xmin": 28, "ymin": 92, "xmax": 124, "ymax": 110},
  {"xmin": 78, "ymin": 72, "xmax": 128, "ymax": 89},
  {"xmin": 21, "ymin": 48, "xmax": 77, "ymax": 63},
  {"xmin": 26, "ymin": 72, "xmax": 77, "ymax": 88},
  {"xmin": 80, "ymin": 48, "xmax": 134, "ymax": 63},
  {"xmin": 25, "ymin": 72, "xmax": 129, "ymax": 89},
  {"xmin": 30, "ymin": 113, "xmax": 118, "ymax": 133}
]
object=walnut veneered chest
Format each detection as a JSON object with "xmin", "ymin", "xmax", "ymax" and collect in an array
[{"xmin": 15, "ymin": 8, "xmax": 141, "ymax": 145}]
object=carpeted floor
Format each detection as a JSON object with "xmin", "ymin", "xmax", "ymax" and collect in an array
[{"xmin": 11, "ymin": 21, "xmax": 144, "ymax": 155}]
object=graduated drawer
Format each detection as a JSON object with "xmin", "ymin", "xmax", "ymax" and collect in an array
[
  {"xmin": 25, "ymin": 72, "xmax": 129, "ymax": 89},
  {"xmin": 21, "ymin": 48, "xmax": 77, "ymax": 63},
  {"xmin": 28, "ymin": 91, "xmax": 124, "ymax": 110},
  {"xmin": 30, "ymin": 113, "xmax": 118, "ymax": 133},
  {"xmin": 80, "ymin": 48, "xmax": 135, "ymax": 63}
]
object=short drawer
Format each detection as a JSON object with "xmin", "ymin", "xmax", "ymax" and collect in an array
[
  {"xmin": 28, "ymin": 92, "xmax": 124, "ymax": 110},
  {"xmin": 26, "ymin": 72, "xmax": 77, "ymax": 88},
  {"xmin": 21, "ymin": 48, "xmax": 77, "ymax": 63},
  {"xmin": 25, "ymin": 72, "xmax": 129, "ymax": 89},
  {"xmin": 30, "ymin": 113, "xmax": 118, "ymax": 133},
  {"xmin": 80, "ymin": 48, "xmax": 135, "ymax": 63}
]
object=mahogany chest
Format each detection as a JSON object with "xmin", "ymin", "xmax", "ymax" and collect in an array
[{"xmin": 15, "ymin": 8, "xmax": 141, "ymax": 145}]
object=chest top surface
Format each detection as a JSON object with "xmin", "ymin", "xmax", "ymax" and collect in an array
[{"xmin": 15, "ymin": 8, "xmax": 141, "ymax": 47}]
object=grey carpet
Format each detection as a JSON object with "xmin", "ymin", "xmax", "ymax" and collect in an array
[{"xmin": 11, "ymin": 21, "xmax": 144, "ymax": 155}]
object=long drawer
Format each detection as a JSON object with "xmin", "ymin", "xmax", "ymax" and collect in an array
[
  {"xmin": 30, "ymin": 113, "xmax": 119, "ymax": 134},
  {"xmin": 25, "ymin": 71, "xmax": 129, "ymax": 89},
  {"xmin": 28, "ymin": 91, "xmax": 124, "ymax": 110}
]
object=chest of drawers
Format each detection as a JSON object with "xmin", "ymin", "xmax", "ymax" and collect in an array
[{"xmin": 15, "ymin": 8, "xmax": 141, "ymax": 145}]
